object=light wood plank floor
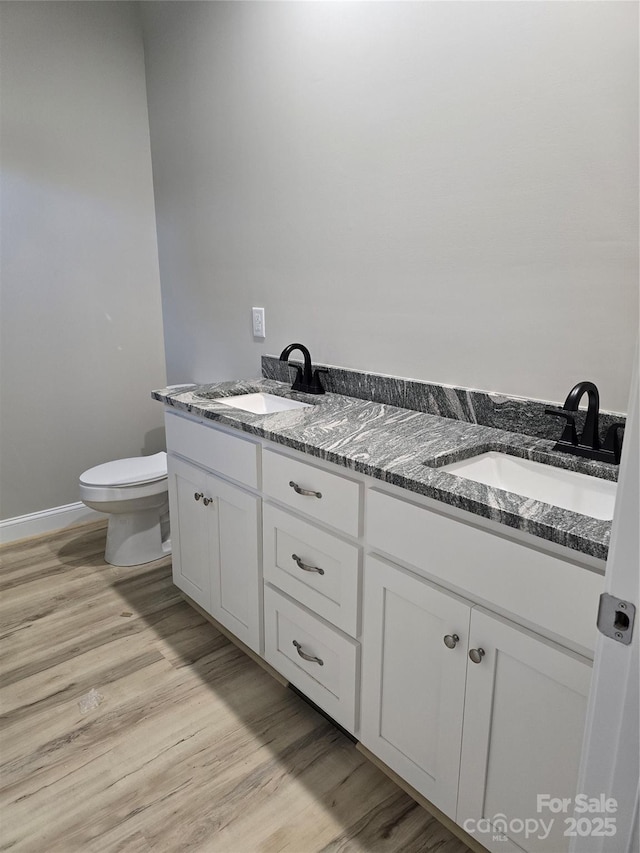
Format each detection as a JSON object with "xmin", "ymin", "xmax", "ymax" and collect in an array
[{"xmin": 0, "ymin": 522, "xmax": 473, "ymax": 853}]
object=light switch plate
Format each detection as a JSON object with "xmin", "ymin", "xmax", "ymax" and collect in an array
[{"xmin": 252, "ymin": 307, "xmax": 265, "ymax": 338}]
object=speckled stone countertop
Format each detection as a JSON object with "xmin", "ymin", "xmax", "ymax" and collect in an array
[{"xmin": 153, "ymin": 378, "xmax": 618, "ymax": 562}]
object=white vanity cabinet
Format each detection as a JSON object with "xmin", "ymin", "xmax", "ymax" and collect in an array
[
  {"xmin": 362, "ymin": 490, "xmax": 595, "ymax": 853},
  {"xmin": 162, "ymin": 405, "xmax": 603, "ymax": 853},
  {"xmin": 165, "ymin": 413, "xmax": 262, "ymax": 654}
]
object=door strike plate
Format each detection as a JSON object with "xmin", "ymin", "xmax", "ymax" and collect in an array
[{"xmin": 597, "ymin": 594, "xmax": 635, "ymax": 645}]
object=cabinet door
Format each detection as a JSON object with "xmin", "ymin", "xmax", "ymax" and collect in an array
[
  {"xmin": 167, "ymin": 455, "xmax": 211, "ymax": 612},
  {"xmin": 457, "ymin": 608, "xmax": 592, "ymax": 853},
  {"xmin": 207, "ymin": 473, "xmax": 262, "ymax": 655},
  {"xmin": 360, "ymin": 556, "xmax": 472, "ymax": 819}
]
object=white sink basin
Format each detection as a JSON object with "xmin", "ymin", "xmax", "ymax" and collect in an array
[
  {"xmin": 441, "ymin": 452, "xmax": 617, "ymax": 520},
  {"xmin": 217, "ymin": 393, "xmax": 312, "ymax": 415}
]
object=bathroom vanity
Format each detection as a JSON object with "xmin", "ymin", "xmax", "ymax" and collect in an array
[{"xmin": 154, "ymin": 365, "xmax": 619, "ymax": 853}]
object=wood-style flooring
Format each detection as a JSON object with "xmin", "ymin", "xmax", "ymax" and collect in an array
[{"xmin": 0, "ymin": 521, "xmax": 473, "ymax": 853}]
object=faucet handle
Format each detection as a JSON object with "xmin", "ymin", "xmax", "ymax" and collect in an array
[
  {"xmin": 545, "ymin": 409, "xmax": 578, "ymax": 446},
  {"xmin": 288, "ymin": 364, "xmax": 305, "ymax": 391},
  {"xmin": 603, "ymin": 423, "xmax": 625, "ymax": 464},
  {"xmin": 308, "ymin": 368, "xmax": 328, "ymax": 395}
]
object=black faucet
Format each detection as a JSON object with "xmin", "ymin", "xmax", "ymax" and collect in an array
[
  {"xmin": 279, "ymin": 343, "xmax": 327, "ymax": 395},
  {"xmin": 546, "ymin": 381, "xmax": 624, "ymax": 464}
]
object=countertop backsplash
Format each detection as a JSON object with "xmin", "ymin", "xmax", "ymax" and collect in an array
[{"xmin": 262, "ymin": 355, "xmax": 626, "ymax": 444}]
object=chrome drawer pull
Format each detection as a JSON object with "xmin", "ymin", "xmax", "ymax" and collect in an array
[
  {"xmin": 203, "ymin": 497, "xmax": 214, "ymax": 506},
  {"xmin": 194, "ymin": 492, "xmax": 204, "ymax": 502},
  {"xmin": 469, "ymin": 647, "xmax": 486, "ymax": 664},
  {"xmin": 292, "ymin": 640, "xmax": 324, "ymax": 666},
  {"xmin": 292, "ymin": 554, "xmax": 325, "ymax": 575},
  {"xmin": 289, "ymin": 480, "xmax": 322, "ymax": 499},
  {"xmin": 443, "ymin": 634, "xmax": 460, "ymax": 649}
]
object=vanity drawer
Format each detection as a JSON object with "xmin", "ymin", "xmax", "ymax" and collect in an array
[
  {"xmin": 367, "ymin": 488, "xmax": 604, "ymax": 654},
  {"xmin": 263, "ymin": 504, "xmax": 360, "ymax": 636},
  {"xmin": 262, "ymin": 449, "xmax": 361, "ymax": 537},
  {"xmin": 165, "ymin": 411, "xmax": 259, "ymax": 488},
  {"xmin": 263, "ymin": 585, "xmax": 359, "ymax": 733}
]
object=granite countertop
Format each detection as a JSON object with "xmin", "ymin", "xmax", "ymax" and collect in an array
[{"xmin": 153, "ymin": 378, "xmax": 617, "ymax": 562}]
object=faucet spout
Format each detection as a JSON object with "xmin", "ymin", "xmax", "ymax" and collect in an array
[
  {"xmin": 562, "ymin": 381, "xmax": 600, "ymax": 451},
  {"xmin": 280, "ymin": 343, "xmax": 313, "ymax": 386},
  {"xmin": 279, "ymin": 343, "xmax": 326, "ymax": 395}
]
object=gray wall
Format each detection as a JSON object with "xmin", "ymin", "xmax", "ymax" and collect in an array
[
  {"xmin": 0, "ymin": 2, "xmax": 167, "ymax": 520},
  {"xmin": 141, "ymin": 1, "xmax": 638, "ymax": 413}
]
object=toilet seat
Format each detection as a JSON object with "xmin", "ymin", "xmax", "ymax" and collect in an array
[
  {"xmin": 79, "ymin": 478, "xmax": 168, "ymax": 504},
  {"xmin": 80, "ymin": 451, "xmax": 167, "ymax": 487}
]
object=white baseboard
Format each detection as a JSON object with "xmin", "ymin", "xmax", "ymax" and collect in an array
[{"xmin": 0, "ymin": 502, "xmax": 103, "ymax": 545}]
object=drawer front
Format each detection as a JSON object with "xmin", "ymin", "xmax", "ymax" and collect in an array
[
  {"xmin": 165, "ymin": 411, "xmax": 259, "ymax": 489},
  {"xmin": 263, "ymin": 586, "xmax": 359, "ymax": 733},
  {"xmin": 262, "ymin": 449, "xmax": 361, "ymax": 537},
  {"xmin": 367, "ymin": 488, "xmax": 604, "ymax": 654},
  {"xmin": 263, "ymin": 504, "xmax": 360, "ymax": 636}
]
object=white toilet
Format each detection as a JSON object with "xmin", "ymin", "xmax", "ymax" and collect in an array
[{"xmin": 79, "ymin": 451, "xmax": 171, "ymax": 566}]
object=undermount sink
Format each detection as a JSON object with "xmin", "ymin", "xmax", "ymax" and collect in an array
[
  {"xmin": 217, "ymin": 393, "xmax": 312, "ymax": 415},
  {"xmin": 441, "ymin": 452, "xmax": 617, "ymax": 520}
]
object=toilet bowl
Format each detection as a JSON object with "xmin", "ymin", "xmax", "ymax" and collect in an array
[{"xmin": 79, "ymin": 452, "xmax": 171, "ymax": 567}]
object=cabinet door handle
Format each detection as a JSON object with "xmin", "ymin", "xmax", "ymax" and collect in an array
[
  {"xmin": 194, "ymin": 492, "xmax": 204, "ymax": 502},
  {"xmin": 443, "ymin": 633, "xmax": 460, "ymax": 649},
  {"xmin": 289, "ymin": 481, "xmax": 322, "ymax": 499},
  {"xmin": 469, "ymin": 647, "xmax": 486, "ymax": 664},
  {"xmin": 203, "ymin": 497, "xmax": 214, "ymax": 506},
  {"xmin": 292, "ymin": 554, "xmax": 325, "ymax": 575},
  {"xmin": 292, "ymin": 640, "xmax": 324, "ymax": 666}
]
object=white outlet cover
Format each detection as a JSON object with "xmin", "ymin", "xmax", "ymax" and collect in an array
[{"xmin": 252, "ymin": 307, "xmax": 265, "ymax": 338}]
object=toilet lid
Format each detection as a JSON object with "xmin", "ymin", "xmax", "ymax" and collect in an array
[{"xmin": 80, "ymin": 452, "xmax": 168, "ymax": 487}]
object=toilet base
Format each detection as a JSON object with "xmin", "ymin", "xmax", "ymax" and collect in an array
[{"xmin": 105, "ymin": 504, "xmax": 171, "ymax": 567}]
